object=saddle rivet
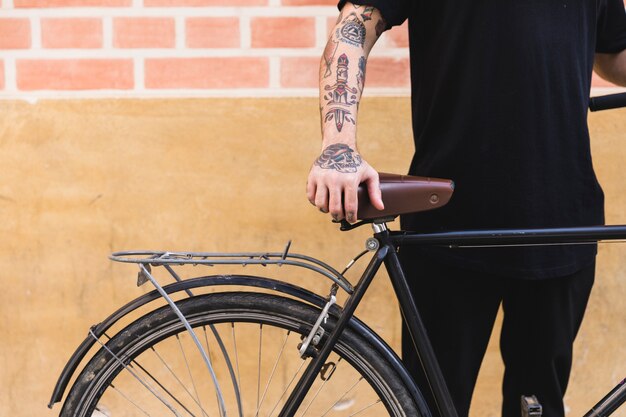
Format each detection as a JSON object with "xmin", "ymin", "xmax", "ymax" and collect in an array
[{"xmin": 429, "ymin": 194, "xmax": 439, "ymax": 204}]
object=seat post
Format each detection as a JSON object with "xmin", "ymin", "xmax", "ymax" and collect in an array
[{"xmin": 372, "ymin": 221, "xmax": 388, "ymax": 233}]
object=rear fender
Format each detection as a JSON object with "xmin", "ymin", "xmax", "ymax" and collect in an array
[{"xmin": 49, "ymin": 275, "xmax": 430, "ymax": 417}]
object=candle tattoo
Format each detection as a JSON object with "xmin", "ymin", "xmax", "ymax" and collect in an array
[{"xmin": 324, "ymin": 53, "xmax": 358, "ymax": 132}]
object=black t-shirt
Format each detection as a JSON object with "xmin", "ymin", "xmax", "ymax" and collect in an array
[{"xmin": 339, "ymin": 0, "xmax": 626, "ymax": 278}]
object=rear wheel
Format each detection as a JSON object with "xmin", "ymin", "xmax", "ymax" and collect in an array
[{"xmin": 61, "ymin": 292, "xmax": 421, "ymax": 417}]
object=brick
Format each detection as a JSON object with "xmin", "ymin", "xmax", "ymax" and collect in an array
[
  {"xmin": 15, "ymin": 0, "xmax": 129, "ymax": 7},
  {"xmin": 251, "ymin": 17, "xmax": 316, "ymax": 48},
  {"xmin": 145, "ymin": 58, "xmax": 269, "ymax": 89},
  {"xmin": 17, "ymin": 59, "xmax": 133, "ymax": 91},
  {"xmin": 114, "ymin": 18, "xmax": 175, "ymax": 49},
  {"xmin": 186, "ymin": 17, "xmax": 240, "ymax": 48},
  {"xmin": 0, "ymin": 19, "xmax": 31, "ymax": 49},
  {"xmin": 282, "ymin": 0, "xmax": 336, "ymax": 4},
  {"xmin": 365, "ymin": 57, "xmax": 410, "ymax": 88},
  {"xmin": 41, "ymin": 18, "xmax": 102, "ymax": 49},
  {"xmin": 281, "ymin": 56, "xmax": 319, "ymax": 88},
  {"xmin": 592, "ymin": 71, "xmax": 617, "ymax": 88},
  {"xmin": 145, "ymin": 0, "xmax": 265, "ymax": 6}
]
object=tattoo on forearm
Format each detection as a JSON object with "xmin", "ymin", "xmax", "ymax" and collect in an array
[
  {"xmin": 337, "ymin": 13, "xmax": 366, "ymax": 47},
  {"xmin": 323, "ymin": 39, "xmax": 339, "ymax": 79},
  {"xmin": 323, "ymin": 53, "xmax": 358, "ymax": 132},
  {"xmin": 315, "ymin": 143, "xmax": 362, "ymax": 173},
  {"xmin": 360, "ymin": 6, "xmax": 374, "ymax": 21},
  {"xmin": 357, "ymin": 56, "xmax": 366, "ymax": 94}
]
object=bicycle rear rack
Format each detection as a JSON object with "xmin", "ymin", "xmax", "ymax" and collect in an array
[{"xmin": 109, "ymin": 242, "xmax": 354, "ymax": 294}]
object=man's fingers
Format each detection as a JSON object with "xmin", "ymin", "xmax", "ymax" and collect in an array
[
  {"xmin": 307, "ymin": 160, "xmax": 380, "ymax": 222},
  {"xmin": 366, "ymin": 173, "xmax": 385, "ymax": 211},
  {"xmin": 314, "ymin": 184, "xmax": 329, "ymax": 213},
  {"xmin": 328, "ymin": 186, "xmax": 344, "ymax": 221},
  {"xmin": 306, "ymin": 178, "xmax": 316, "ymax": 205},
  {"xmin": 343, "ymin": 184, "xmax": 358, "ymax": 223}
]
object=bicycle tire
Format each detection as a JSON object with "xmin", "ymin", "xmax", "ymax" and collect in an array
[{"xmin": 60, "ymin": 292, "xmax": 422, "ymax": 417}]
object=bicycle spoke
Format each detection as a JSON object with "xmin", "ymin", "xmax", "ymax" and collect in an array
[
  {"xmin": 207, "ymin": 323, "xmax": 243, "ymax": 417},
  {"xmin": 90, "ymin": 330, "xmax": 184, "ymax": 417},
  {"xmin": 106, "ymin": 332, "xmax": 197, "ymax": 417},
  {"xmin": 320, "ymin": 377, "xmax": 364, "ymax": 417},
  {"xmin": 105, "ymin": 332, "xmax": 195, "ymax": 416},
  {"xmin": 109, "ymin": 383, "xmax": 153, "ymax": 417},
  {"xmin": 266, "ymin": 359, "xmax": 308, "ymax": 417},
  {"xmin": 232, "ymin": 323, "xmax": 243, "ymax": 412},
  {"xmin": 132, "ymin": 354, "xmax": 198, "ymax": 417},
  {"xmin": 203, "ymin": 326, "xmax": 227, "ymax": 417},
  {"xmin": 347, "ymin": 399, "xmax": 382, "ymax": 416},
  {"xmin": 123, "ymin": 364, "xmax": 185, "ymax": 417},
  {"xmin": 254, "ymin": 330, "xmax": 292, "ymax": 417},
  {"xmin": 298, "ymin": 358, "xmax": 343, "ymax": 417},
  {"xmin": 149, "ymin": 346, "xmax": 203, "ymax": 413},
  {"xmin": 257, "ymin": 323, "xmax": 263, "ymax": 411},
  {"xmin": 176, "ymin": 334, "xmax": 210, "ymax": 417}
]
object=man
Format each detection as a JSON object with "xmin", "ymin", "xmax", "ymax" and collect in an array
[{"xmin": 307, "ymin": 1, "xmax": 626, "ymax": 416}]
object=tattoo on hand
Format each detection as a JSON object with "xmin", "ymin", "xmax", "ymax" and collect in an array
[
  {"xmin": 315, "ymin": 143, "xmax": 362, "ymax": 173},
  {"xmin": 323, "ymin": 53, "xmax": 358, "ymax": 132},
  {"xmin": 337, "ymin": 13, "xmax": 366, "ymax": 47}
]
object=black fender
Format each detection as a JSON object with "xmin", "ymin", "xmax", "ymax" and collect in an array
[{"xmin": 49, "ymin": 274, "xmax": 431, "ymax": 417}]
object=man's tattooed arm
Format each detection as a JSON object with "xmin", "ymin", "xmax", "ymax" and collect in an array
[
  {"xmin": 308, "ymin": 2, "xmax": 388, "ymax": 221},
  {"xmin": 319, "ymin": 3, "xmax": 387, "ymax": 136}
]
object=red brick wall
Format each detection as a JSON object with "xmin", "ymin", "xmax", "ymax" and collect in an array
[{"xmin": 0, "ymin": 1, "xmax": 622, "ymax": 98}]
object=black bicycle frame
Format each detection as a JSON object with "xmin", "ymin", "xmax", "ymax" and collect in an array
[{"xmin": 278, "ymin": 223, "xmax": 626, "ymax": 417}]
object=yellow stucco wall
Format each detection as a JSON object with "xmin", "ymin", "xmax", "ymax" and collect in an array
[{"xmin": 0, "ymin": 98, "xmax": 624, "ymax": 417}]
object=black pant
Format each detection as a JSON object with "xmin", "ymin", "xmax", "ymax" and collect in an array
[{"xmin": 399, "ymin": 250, "xmax": 595, "ymax": 417}]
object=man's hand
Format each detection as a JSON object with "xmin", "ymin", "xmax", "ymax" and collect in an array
[{"xmin": 307, "ymin": 143, "xmax": 384, "ymax": 223}]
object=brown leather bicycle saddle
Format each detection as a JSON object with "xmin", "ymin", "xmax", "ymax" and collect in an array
[{"xmin": 357, "ymin": 173, "xmax": 454, "ymax": 220}]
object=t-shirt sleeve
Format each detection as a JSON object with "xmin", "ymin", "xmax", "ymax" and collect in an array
[
  {"xmin": 596, "ymin": 0, "xmax": 626, "ymax": 53},
  {"xmin": 337, "ymin": 0, "xmax": 409, "ymax": 28}
]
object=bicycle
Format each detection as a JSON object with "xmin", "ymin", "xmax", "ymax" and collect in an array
[{"xmin": 49, "ymin": 93, "xmax": 626, "ymax": 417}]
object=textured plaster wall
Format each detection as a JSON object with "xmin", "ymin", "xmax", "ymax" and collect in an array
[{"xmin": 0, "ymin": 98, "xmax": 624, "ymax": 417}]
